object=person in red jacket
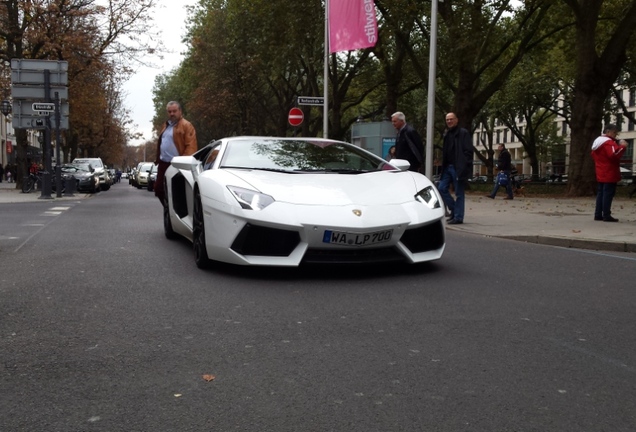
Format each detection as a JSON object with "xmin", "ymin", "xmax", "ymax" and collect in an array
[
  {"xmin": 591, "ymin": 124, "xmax": 627, "ymax": 222},
  {"xmin": 154, "ymin": 101, "xmax": 198, "ymax": 206}
]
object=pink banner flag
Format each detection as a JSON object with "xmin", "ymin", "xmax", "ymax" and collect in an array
[{"xmin": 329, "ymin": 0, "xmax": 378, "ymax": 53}]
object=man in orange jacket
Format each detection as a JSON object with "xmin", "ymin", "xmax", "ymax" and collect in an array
[
  {"xmin": 154, "ymin": 101, "xmax": 198, "ymax": 206},
  {"xmin": 591, "ymin": 124, "xmax": 627, "ymax": 222}
]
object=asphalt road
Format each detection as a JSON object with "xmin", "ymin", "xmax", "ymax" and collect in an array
[{"xmin": 1, "ymin": 184, "xmax": 635, "ymax": 432}]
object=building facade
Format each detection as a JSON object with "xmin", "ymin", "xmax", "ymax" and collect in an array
[{"xmin": 472, "ymin": 87, "xmax": 636, "ymax": 178}]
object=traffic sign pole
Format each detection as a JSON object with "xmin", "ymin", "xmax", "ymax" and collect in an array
[
  {"xmin": 39, "ymin": 69, "xmax": 53, "ymax": 200},
  {"xmin": 54, "ymin": 91, "xmax": 63, "ymax": 197}
]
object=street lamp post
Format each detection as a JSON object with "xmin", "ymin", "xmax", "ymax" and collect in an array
[{"xmin": 1, "ymin": 100, "xmax": 12, "ymax": 172}]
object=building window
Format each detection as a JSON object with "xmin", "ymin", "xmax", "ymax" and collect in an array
[
  {"xmin": 496, "ymin": 130, "xmax": 501, "ymax": 143},
  {"xmin": 562, "ymin": 121, "xmax": 567, "ymax": 136},
  {"xmin": 503, "ymin": 129, "xmax": 508, "ymax": 143},
  {"xmin": 629, "ymin": 118, "xmax": 634, "ymax": 132},
  {"xmin": 617, "ymin": 114, "xmax": 623, "ymax": 130},
  {"xmin": 630, "ymin": 89, "xmax": 636, "ymax": 107},
  {"xmin": 621, "ymin": 139, "xmax": 633, "ymax": 163}
]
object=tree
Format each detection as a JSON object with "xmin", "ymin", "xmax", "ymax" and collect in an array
[
  {"xmin": 0, "ymin": 0, "xmax": 161, "ymax": 186},
  {"xmin": 561, "ymin": 0, "xmax": 636, "ymax": 195}
]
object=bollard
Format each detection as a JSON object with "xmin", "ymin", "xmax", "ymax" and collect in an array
[{"xmin": 64, "ymin": 176, "xmax": 76, "ymax": 197}]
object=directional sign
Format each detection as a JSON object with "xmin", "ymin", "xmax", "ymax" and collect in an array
[
  {"xmin": 11, "ymin": 58, "xmax": 68, "ymax": 72},
  {"xmin": 12, "ymin": 69, "xmax": 68, "ymax": 86},
  {"xmin": 297, "ymin": 96, "xmax": 324, "ymax": 106},
  {"xmin": 13, "ymin": 101, "xmax": 69, "ymax": 117},
  {"xmin": 288, "ymin": 107, "xmax": 304, "ymax": 126},
  {"xmin": 11, "ymin": 85, "xmax": 68, "ymax": 100},
  {"xmin": 32, "ymin": 102, "xmax": 55, "ymax": 112},
  {"xmin": 12, "ymin": 115, "xmax": 69, "ymax": 130}
]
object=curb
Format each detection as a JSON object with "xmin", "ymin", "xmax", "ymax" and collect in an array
[{"xmin": 448, "ymin": 226, "xmax": 636, "ymax": 253}]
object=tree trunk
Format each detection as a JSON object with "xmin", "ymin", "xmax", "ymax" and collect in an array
[{"xmin": 566, "ymin": 87, "xmax": 604, "ymax": 196}]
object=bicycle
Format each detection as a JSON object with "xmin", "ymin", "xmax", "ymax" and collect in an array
[
  {"xmin": 22, "ymin": 171, "xmax": 43, "ymax": 193},
  {"xmin": 22, "ymin": 171, "xmax": 65, "ymax": 194}
]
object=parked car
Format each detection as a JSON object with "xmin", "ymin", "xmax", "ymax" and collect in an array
[
  {"xmin": 129, "ymin": 168, "xmax": 137, "ymax": 186},
  {"xmin": 60, "ymin": 163, "xmax": 100, "ymax": 193},
  {"xmin": 72, "ymin": 157, "xmax": 110, "ymax": 191},
  {"xmin": 164, "ymin": 136, "xmax": 446, "ymax": 269},
  {"xmin": 136, "ymin": 162, "xmax": 154, "ymax": 189},
  {"xmin": 469, "ymin": 175, "xmax": 488, "ymax": 183},
  {"xmin": 147, "ymin": 163, "xmax": 158, "ymax": 192}
]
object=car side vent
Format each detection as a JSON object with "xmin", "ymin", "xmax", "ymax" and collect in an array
[
  {"xmin": 231, "ymin": 224, "xmax": 300, "ymax": 256},
  {"xmin": 400, "ymin": 220, "xmax": 445, "ymax": 253},
  {"xmin": 171, "ymin": 174, "xmax": 188, "ymax": 219}
]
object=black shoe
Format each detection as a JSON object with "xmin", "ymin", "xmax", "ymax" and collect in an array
[
  {"xmin": 594, "ymin": 217, "xmax": 603, "ymax": 221},
  {"xmin": 447, "ymin": 219, "xmax": 463, "ymax": 225},
  {"xmin": 485, "ymin": 195, "xmax": 494, "ymax": 199},
  {"xmin": 504, "ymin": 196, "xmax": 513, "ymax": 200},
  {"xmin": 603, "ymin": 216, "xmax": 619, "ymax": 222},
  {"xmin": 446, "ymin": 213, "xmax": 455, "ymax": 221}
]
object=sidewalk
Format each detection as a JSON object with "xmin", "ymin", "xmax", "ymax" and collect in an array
[
  {"xmin": 1, "ymin": 181, "xmax": 634, "ymax": 253},
  {"xmin": 450, "ymin": 193, "xmax": 636, "ymax": 253},
  {"xmin": 0, "ymin": 180, "xmax": 90, "ymax": 203}
]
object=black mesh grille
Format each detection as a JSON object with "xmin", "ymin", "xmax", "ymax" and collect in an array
[
  {"xmin": 399, "ymin": 220, "xmax": 445, "ymax": 254},
  {"xmin": 231, "ymin": 224, "xmax": 300, "ymax": 256},
  {"xmin": 302, "ymin": 246, "xmax": 405, "ymax": 264}
]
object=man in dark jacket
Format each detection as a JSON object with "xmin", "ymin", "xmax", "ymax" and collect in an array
[
  {"xmin": 391, "ymin": 112, "xmax": 424, "ymax": 172},
  {"xmin": 438, "ymin": 112, "xmax": 473, "ymax": 224},
  {"xmin": 487, "ymin": 143, "xmax": 514, "ymax": 200}
]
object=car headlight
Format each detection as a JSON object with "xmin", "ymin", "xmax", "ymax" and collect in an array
[
  {"xmin": 227, "ymin": 186, "xmax": 275, "ymax": 210},
  {"xmin": 415, "ymin": 186, "xmax": 441, "ymax": 209}
]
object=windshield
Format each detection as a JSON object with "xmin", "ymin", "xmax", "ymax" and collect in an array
[
  {"xmin": 74, "ymin": 158, "xmax": 103, "ymax": 168},
  {"xmin": 220, "ymin": 138, "xmax": 393, "ymax": 172}
]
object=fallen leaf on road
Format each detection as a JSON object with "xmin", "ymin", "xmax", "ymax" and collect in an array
[
  {"xmin": 572, "ymin": 230, "xmax": 581, "ymax": 233},
  {"xmin": 174, "ymin": 394, "xmax": 182, "ymax": 398},
  {"xmin": 203, "ymin": 374, "xmax": 216, "ymax": 382}
]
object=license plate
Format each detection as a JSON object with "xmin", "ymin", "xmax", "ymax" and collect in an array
[{"xmin": 322, "ymin": 229, "xmax": 393, "ymax": 246}]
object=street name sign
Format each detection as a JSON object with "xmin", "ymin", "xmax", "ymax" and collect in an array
[
  {"xmin": 297, "ymin": 96, "xmax": 324, "ymax": 106},
  {"xmin": 16, "ymin": 101, "xmax": 69, "ymax": 117},
  {"xmin": 32, "ymin": 103, "xmax": 55, "ymax": 113}
]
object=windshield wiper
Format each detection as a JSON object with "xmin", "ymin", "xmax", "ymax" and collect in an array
[
  {"xmin": 298, "ymin": 168, "xmax": 368, "ymax": 174},
  {"xmin": 222, "ymin": 166, "xmax": 297, "ymax": 173}
]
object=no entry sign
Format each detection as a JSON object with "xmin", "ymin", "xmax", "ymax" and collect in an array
[{"xmin": 288, "ymin": 107, "xmax": 304, "ymax": 126}]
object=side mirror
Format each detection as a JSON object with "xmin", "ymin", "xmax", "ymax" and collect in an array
[{"xmin": 388, "ymin": 158, "xmax": 411, "ymax": 171}]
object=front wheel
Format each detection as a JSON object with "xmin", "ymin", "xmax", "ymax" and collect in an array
[
  {"xmin": 22, "ymin": 177, "xmax": 35, "ymax": 193},
  {"xmin": 192, "ymin": 190, "xmax": 212, "ymax": 269}
]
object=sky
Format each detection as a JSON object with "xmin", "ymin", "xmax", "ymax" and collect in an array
[{"xmin": 122, "ymin": 0, "xmax": 197, "ymax": 147}]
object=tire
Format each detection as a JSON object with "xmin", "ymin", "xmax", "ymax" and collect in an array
[
  {"xmin": 163, "ymin": 189, "xmax": 177, "ymax": 240},
  {"xmin": 192, "ymin": 189, "xmax": 212, "ymax": 269},
  {"xmin": 22, "ymin": 177, "xmax": 35, "ymax": 193}
]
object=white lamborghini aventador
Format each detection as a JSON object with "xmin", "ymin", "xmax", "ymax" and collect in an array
[{"xmin": 163, "ymin": 136, "xmax": 445, "ymax": 268}]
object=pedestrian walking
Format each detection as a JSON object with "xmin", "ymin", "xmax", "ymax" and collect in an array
[
  {"xmin": 438, "ymin": 112, "xmax": 474, "ymax": 225},
  {"xmin": 487, "ymin": 143, "xmax": 514, "ymax": 200},
  {"xmin": 591, "ymin": 124, "xmax": 627, "ymax": 222},
  {"xmin": 391, "ymin": 112, "xmax": 424, "ymax": 172}
]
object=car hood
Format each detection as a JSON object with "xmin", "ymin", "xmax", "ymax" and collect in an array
[{"xmin": 222, "ymin": 169, "xmax": 422, "ymax": 206}]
